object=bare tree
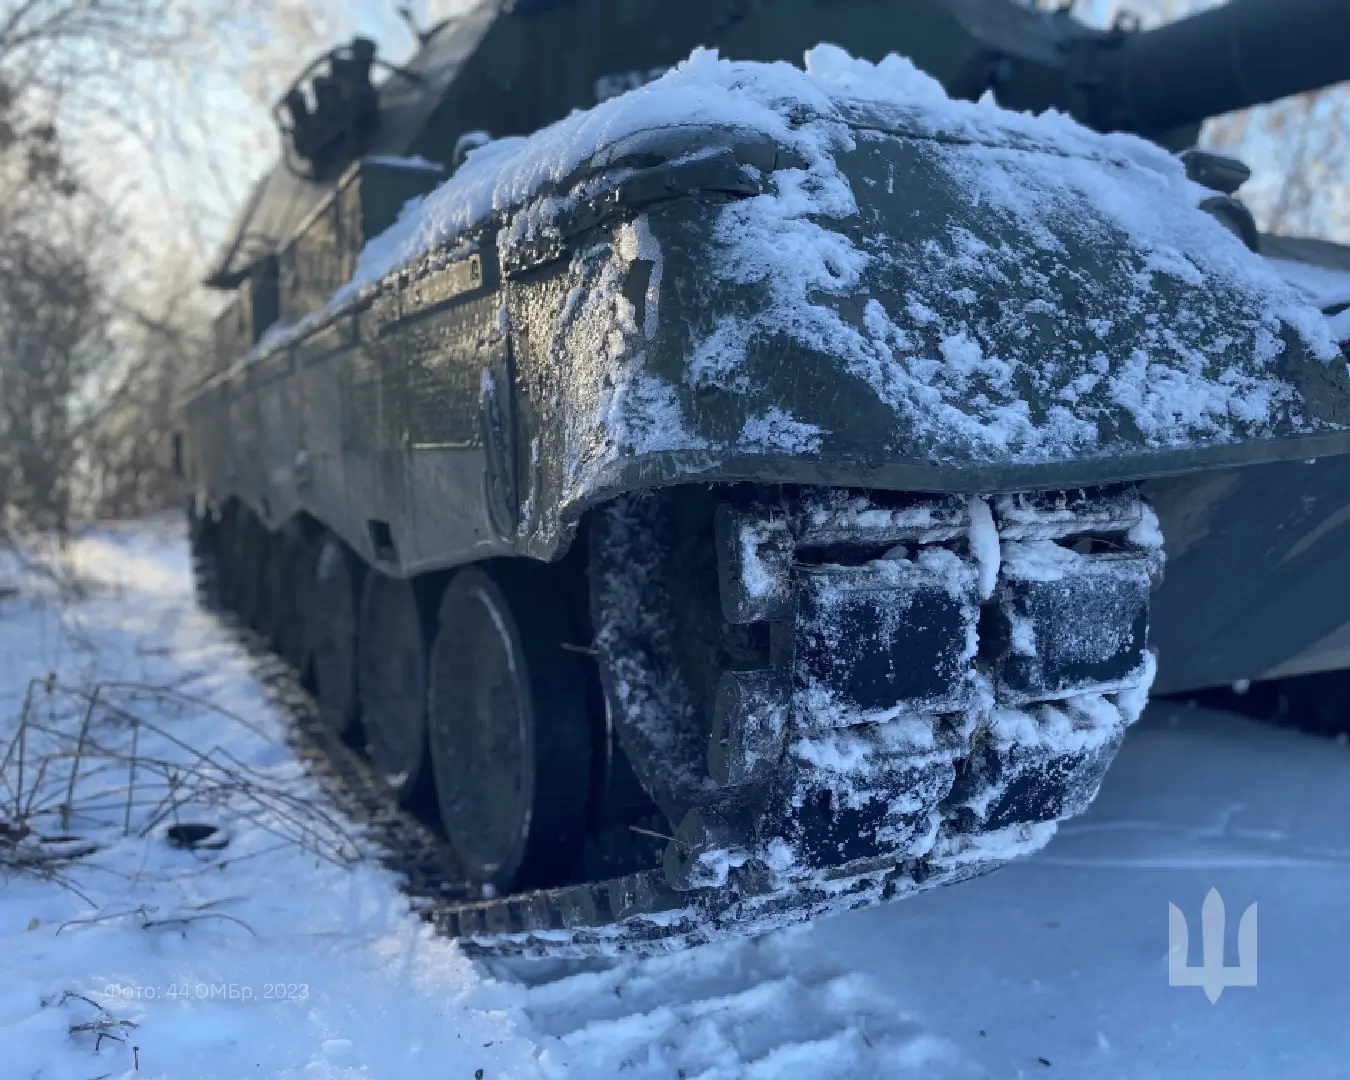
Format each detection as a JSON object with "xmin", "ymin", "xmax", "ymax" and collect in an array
[
  {"xmin": 0, "ymin": 202, "xmax": 109, "ymax": 534},
  {"xmin": 0, "ymin": 1, "xmax": 398, "ymax": 536}
]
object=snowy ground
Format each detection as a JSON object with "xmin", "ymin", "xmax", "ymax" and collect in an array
[{"xmin": 3, "ymin": 519, "xmax": 1349, "ymax": 1079}]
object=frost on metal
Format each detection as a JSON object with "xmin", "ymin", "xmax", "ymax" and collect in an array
[
  {"xmin": 739, "ymin": 407, "xmax": 825, "ymax": 453},
  {"xmin": 543, "ymin": 220, "xmax": 712, "ymax": 518},
  {"xmin": 235, "ymin": 42, "xmax": 1347, "ymax": 529},
  {"xmin": 590, "ymin": 494, "xmax": 714, "ymax": 813},
  {"xmin": 791, "ymin": 547, "xmax": 984, "ymax": 726},
  {"xmin": 967, "ymin": 495, "xmax": 1000, "ymax": 600},
  {"xmin": 794, "ymin": 490, "xmax": 970, "ymax": 547},
  {"xmin": 738, "ymin": 517, "xmax": 788, "ymax": 602}
]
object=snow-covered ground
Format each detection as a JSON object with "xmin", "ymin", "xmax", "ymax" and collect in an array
[{"xmin": 3, "ymin": 519, "xmax": 1349, "ymax": 1079}]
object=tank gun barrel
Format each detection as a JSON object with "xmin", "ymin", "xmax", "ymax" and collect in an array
[{"xmin": 1082, "ymin": 0, "xmax": 1350, "ymax": 136}]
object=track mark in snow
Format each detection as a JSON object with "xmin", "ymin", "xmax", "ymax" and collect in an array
[{"xmin": 498, "ymin": 929, "xmax": 980, "ymax": 1079}]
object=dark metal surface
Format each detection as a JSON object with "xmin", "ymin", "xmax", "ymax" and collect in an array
[
  {"xmin": 185, "ymin": 116, "xmax": 1350, "ymax": 568},
  {"xmin": 357, "ymin": 572, "xmax": 431, "ymax": 798},
  {"xmin": 1148, "ymin": 455, "xmax": 1350, "ymax": 694},
  {"xmin": 309, "ymin": 536, "xmax": 363, "ymax": 738},
  {"xmin": 1077, "ymin": 0, "xmax": 1350, "ymax": 137},
  {"xmin": 428, "ymin": 563, "xmax": 593, "ymax": 891}
]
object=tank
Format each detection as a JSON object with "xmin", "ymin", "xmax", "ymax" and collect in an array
[{"xmin": 176, "ymin": 0, "xmax": 1350, "ymax": 956}]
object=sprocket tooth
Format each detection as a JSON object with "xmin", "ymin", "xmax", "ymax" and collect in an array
[
  {"xmin": 715, "ymin": 503, "xmax": 794, "ymax": 624},
  {"xmin": 992, "ymin": 488, "xmax": 1142, "ymax": 540},
  {"xmin": 707, "ymin": 670, "xmax": 790, "ymax": 786},
  {"xmin": 663, "ymin": 805, "xmax": 757, "ymax": 891},
  {"xmin": 988, "ymin": 542, "xmax": 1152, "ymax": 704},
  {"xmin": 944, "ymin": 697, "xmax": 1128, "ymax": 831}
]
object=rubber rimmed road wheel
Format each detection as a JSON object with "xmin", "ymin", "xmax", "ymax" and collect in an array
[
  {"xmin": 272, "ymin": 519, "xmax": 311, "ymax": 670},
  {"xmin": 255, "ymin": 523, "xmax": 282, "ymax": 645},
  {"xmin": 215, "ymin": 504, "xmax": 241, "ymax": 614},
  {"xmin": 234, "ymin": 511, "xmax": 268, "ymax": 632},
  {"xmin": 358, "ymin": 572, "xmax": 433, "ymax": 801},
  {"xmin": 309, "ymin": 535, "xmax": 364, "ymax": 740},
  {"xmin": 428, "ymin": 563, "xmax": 591, "ymax": 893}
]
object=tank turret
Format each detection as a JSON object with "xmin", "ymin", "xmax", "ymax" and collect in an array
[{"xmin": 733, "ymin": 0, "xmax": 1350, "ymax": 150}]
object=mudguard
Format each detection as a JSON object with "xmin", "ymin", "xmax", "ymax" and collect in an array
[{"xmin": 483, "ymin": 66, "xmax": 1350, "ymax": 556}]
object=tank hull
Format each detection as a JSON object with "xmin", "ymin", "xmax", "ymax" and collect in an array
[
  {"xmin": 182, "ymin": 108, "xmax": 1350, "ymax": 695},
  {"xmin": 183, "ymin": 109, "xmax": 1350, "ymax": 553},
  {"xmin": 178, "ymin": 72, "xmax": 1350, "ymax": 953}
]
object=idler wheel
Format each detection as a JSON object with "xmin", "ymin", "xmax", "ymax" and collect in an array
[{"xmin": 427, "ymin": 564, "xmax": 590, "ymax": 892}]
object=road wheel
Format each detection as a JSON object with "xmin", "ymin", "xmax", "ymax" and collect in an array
[
  {"xmin": 215, "ymin": 504, "xmax": 242, "ymax": 614},
  {"xmin": 427, "ymin": 564, "xmax": 591, "ymax": 892},
  {"xmin": 272, "ymin": 520, "xmax": 312, "ymax": 670},
  {"xmin": 234, "ymin": 511, "xmax": 268, "ymax": 632},
  {"xmin": 186, "ymin": 502, "xmax": 222, "ymax": 610},
  {"xmin": 255, "ymin": 524, "xmax": 282, "ymax": 645},
  {"xmin": 309, "ymin": 535, "xmax": 363, "ymax": 739},
  {"xmin": 358, "ymin": 572, "xmax": 434, "ymax": 800}
]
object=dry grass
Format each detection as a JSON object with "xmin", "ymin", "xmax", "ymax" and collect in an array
[{"xmin": 1, "ymin": 675, "xmax": 363, "ymax": 891}]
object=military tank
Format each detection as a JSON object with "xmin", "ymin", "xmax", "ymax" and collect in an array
[{"xmin": 177, "ymin": 0, "xmax": 1350, "ymax": 956}]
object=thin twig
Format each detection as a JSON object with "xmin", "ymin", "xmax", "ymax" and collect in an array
[
  {"xmin": 22, "ymin": 754, "xmax": 53, "ymax": 822},
  {"xmin": 62, "ymin": 684, "xmax": 98, "ymax": 831},
  {"xmin": 629, "ymin": 825, "xmax": 677, "ymax": 844},
  {"xmin": 142, "ymin": 911, "xmax": 256, "ymax": 936},
  {"xmin": 123, "ymin": 718, "xmax": 139, "ymax": 837},
  {"xmin": 56, "ymin": 907, "xmax": 151, "ymax": 935},
  {"xmin": 13, "ymin": 679, "xmax": 36, "ymax": 819}
]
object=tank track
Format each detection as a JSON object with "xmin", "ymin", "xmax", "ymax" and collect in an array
[
  {"xmin": 190, "ymin": 484, "xmax": 1162, "ymax": 959},
  {"xmin": 186, "ymin": 566, "xmax": 473, "ymax": 912}
]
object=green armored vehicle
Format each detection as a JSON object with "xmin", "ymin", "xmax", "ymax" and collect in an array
[{"xmin": 178, "ymin": 0, "xmax": 1350, "ymax": 955}]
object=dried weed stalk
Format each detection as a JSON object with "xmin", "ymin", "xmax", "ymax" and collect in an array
[{"xmin": 1, "ymin": 675, "xmax": 363, "ymax": 885}]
